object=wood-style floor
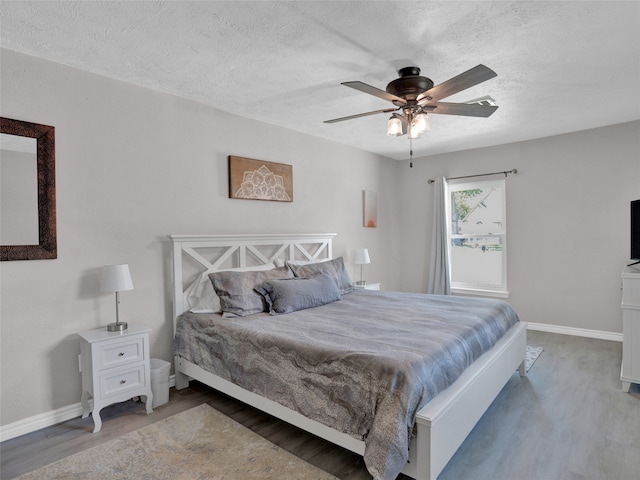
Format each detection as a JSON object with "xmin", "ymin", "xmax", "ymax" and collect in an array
[{"xmin": 2, "ymin": 330, "xmax": 640, "ymax": 480}]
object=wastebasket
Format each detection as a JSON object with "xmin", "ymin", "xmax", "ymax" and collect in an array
[{"xmin": 150, "ymin": 358, "xmax": 171, "ymax": 408}]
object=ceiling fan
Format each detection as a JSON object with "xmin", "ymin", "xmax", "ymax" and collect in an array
[{"xmin": 324, "ymin": 64, "xmax": 498, "ymax": 143}]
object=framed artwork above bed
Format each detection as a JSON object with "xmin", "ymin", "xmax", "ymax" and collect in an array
[{"xmin": 228, "ymin": 156, "xmax": 293, "ymax": 202}]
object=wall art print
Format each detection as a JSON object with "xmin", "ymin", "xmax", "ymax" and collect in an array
[
  {"xmin": 228, "ymin": 156, "xmax": 293, "ymax": 202},
  {"xmin": 363, "ymin": 190, "xmax": 377, "ymax": 228}
]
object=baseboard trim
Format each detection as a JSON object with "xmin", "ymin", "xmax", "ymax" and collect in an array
[
  {"xmin": 0, "ymin": 375, "xmax": 176, "ymax": 443},
  {"xmin": 0, "ymin": 401, "xmax": 82, "ymax": 443},
  {"xmin": 527, "ymin": 322, "xmax": 622, "ymax": 342}
]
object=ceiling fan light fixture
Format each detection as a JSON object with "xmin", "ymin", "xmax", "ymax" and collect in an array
[
  {"xmin": 408, "ymin": 113, "xmax": 426, "ymax": 139},
  {"xmin": 387, "ymin": 115, "xmax": 404, "ymax": 136},
  {"xmin": 412, "ymin": 112, "xmax": 430, "ymax": 135},
  {"xmin": 408, "ymin": 124, "xmax": 421, "ymax": 139}
]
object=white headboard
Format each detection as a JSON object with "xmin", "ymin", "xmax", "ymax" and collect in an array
[{"xmin": 169, "ymin": 233, "xmax": 335, "ymax": 331}]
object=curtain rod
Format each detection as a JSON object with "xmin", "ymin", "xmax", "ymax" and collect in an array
[{"xmin": 427, "ymin": 169, "xmax": 518, "ymax": 184}]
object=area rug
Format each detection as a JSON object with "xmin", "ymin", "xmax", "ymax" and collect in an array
[
  {"xmin": 526, "ymin": 345, "xmax": 544, "ymax": 372},
  {"xmin": 16, "ymin": 404, "xmax": 338, "ymax": 480}
]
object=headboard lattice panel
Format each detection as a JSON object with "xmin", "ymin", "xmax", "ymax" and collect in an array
[{"xmin": 169, "ymin": 233, "xmax": 336, "ymax": 331}]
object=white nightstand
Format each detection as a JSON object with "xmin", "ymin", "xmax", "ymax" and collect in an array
[
  {"xmin": 78, "ymin": 323, "xmax": 153, "ymax": 432},
  {"xmin": 354, "ymin": 282, "xmax": 381, "ymax": 291}
]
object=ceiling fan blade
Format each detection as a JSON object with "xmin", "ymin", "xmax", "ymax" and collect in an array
[
  {"xmin": 324, "ymin": 107, "xmax": 398, "ymax": 124},
  {"xmin": 424, "ymin": 102, "xmax": 498, "ymax": 117},
  {"xmin": 342, "ymin": 81, "xmax": 407, "ymax": 105},
  {"xmin": 417, "ymin": 65, "xmax": 497, "ymax": 103}
]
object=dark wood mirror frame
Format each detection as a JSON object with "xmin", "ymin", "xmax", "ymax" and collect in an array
[{"xmin": 1, "ymin": 117, "xmax": 57, "ymax": 261}]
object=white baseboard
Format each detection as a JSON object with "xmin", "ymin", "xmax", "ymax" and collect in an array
[
  {"xmin": 0, "ymin": 375, "xmax": 176, "ymax": 443},
  {"xmin": 527, "ymin": 322, "xmax": 622, "ymax": 342},
  {"xmin": 0, "ymin": 401, "xmax": 84, "ymax": 443}
]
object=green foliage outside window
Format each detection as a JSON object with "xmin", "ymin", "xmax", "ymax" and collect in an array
[{"xmin": 451, "ymin": 189, "xmax": 482, "ymax": 221}]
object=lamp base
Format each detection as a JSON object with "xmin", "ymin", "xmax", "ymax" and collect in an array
[
  {"xmin": 107, "ymin": 321, "xmax": 128, "ymax": 332},
  {"xmin": 355, "ymin": 280, "xmax": 367, "ymax": 286}
]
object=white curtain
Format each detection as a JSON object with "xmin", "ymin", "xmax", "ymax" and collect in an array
[{"xmin": 427, "ymin": 176, "xmax": 451, "ymax": 295}]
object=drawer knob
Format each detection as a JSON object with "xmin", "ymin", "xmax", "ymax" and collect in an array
[
  {"xmin": 118, "ymin": 352, "xmax": 125, "ymax": 357},
  {"xmin": 120, "ymin": 379, "xmax": 126, "ymax": 384}
]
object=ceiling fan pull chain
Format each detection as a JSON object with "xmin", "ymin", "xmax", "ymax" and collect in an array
[{"xmin": 410, "ymin": 137, "xmax": 414, "ymax": 168}]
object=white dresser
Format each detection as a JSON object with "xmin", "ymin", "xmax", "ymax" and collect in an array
[
  {"xmin": 79, "ymin": 323, "xmax": 153, "ymax": 432},
  {"xmin": 621, "ymin": 266, "xmax": 640, "ymax": 392}
]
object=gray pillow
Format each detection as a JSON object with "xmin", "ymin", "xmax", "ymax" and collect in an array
[
  {"xmin": 255, "ymin": 272, "xmax": 342, "ymax": 314},
  {"xmin": 288, "ymin": 256, "xmax": 356, "ymax": 294},
  {"xmin": 209, "ymin": 266, "xmax": 293, "ymax": 317}
]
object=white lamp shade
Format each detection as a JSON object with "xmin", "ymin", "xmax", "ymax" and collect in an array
[
  {"xmin": 354, "ymin": 248, "xmax": 371, "ymax": 265},
  {"xmin": 100, "ymin": 264, "xmax": 134, "ymax": 292}
]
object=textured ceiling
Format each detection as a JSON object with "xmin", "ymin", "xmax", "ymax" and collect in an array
[{"xmin": 1, "ymin": 1, "xmax": 639, "ymax": 161}]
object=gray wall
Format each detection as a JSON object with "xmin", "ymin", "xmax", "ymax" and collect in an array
[{"xmin": 0, "ymin": 49, "xmax": 401, "ymax": 425}]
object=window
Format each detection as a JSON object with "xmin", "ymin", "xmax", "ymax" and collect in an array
[{"xmin": 447, "ymin": 179, "xmax": 508, "ymax": 297}]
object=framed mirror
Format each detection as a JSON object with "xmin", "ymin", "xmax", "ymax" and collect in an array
[{"xmin": 1, "ymin": 117, "xmax": 56, "ymax": 261}]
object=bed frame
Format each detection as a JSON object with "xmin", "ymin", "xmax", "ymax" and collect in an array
[{"xmin": 170, "ymin": 233, "xmax": 527, "ymax": 480}]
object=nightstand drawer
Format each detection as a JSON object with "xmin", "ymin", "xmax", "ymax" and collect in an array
[
  {"xmin": 96, "ymin": 336, "xmax": 145, "ymax": 370},
  {"xmin": 100, "ymin": 364, "xmax": 146, "ymax": 399}
]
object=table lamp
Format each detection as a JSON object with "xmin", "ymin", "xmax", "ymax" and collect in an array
[
  {"xmin": 100, "ymin": 264, "xmax": 134, "ymax": 332},
  {"xmin": 354, "ymin": 248, "xmax": 370, "ymax": 286}
]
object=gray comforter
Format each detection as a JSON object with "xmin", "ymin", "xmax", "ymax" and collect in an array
[{"xmin": 173, "ymin": 290, "xmax": 519, "ymax": 479}]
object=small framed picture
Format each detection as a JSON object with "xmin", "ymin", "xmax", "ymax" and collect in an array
[{"xmin": 363, "ymin": 190, "xmax": 377, "ymax": 228}]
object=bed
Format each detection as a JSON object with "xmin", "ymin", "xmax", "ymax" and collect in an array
[{"xmin": 170, "ymin": 233, "xmax": 527, "ymax": 480}]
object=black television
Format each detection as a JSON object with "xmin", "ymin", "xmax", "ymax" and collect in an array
[{"xmin": 631, "ymin": 199, "xmax": 640, "ymax": 266}]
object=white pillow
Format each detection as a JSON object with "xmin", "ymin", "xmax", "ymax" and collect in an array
[{"xmin": 185, "ymin": 263, "xmax": 275, "ymax": 313}]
